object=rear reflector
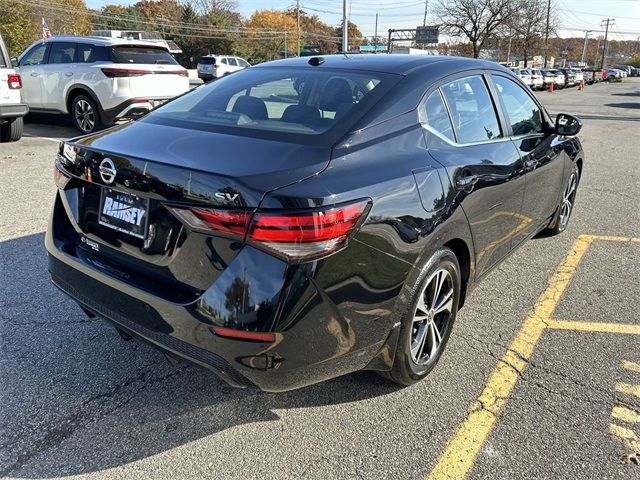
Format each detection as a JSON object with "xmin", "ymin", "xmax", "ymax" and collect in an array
[
  {"xmin": 167, "ymin": 200, "xmax": 371, "ymax": 262},
  {"xmin": 7, "ymin": 73, "xmax": 22, "ymax": 89},
  {"xmin": 210, "ymin": 326, "xmax": 276, "ymax": 343}
]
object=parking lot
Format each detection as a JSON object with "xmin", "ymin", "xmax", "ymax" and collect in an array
[{"xmin": 1, "ymin": 78, "xmax": 639, "ymax": 479}]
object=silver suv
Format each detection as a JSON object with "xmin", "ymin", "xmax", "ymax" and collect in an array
[
  {"xmin": 15, "ymin": 36, "xmax": 189, "ymax": 133},
  {"xmin": 0, "ymin": 32, "xmax": 28, "ymax": 142},
  {"xmin": 197, "ymin": 55, "xmax": 250, "ymax": 81}
]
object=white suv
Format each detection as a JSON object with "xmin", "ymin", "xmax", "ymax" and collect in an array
[
  {"xmin": 0, "ymin": 32, "xmax": 28, "ymax": 142},
  {"xmin": 197, "ymin": 55, "xmax": 250, "ymax": 81},
  {"xmin": 15, "ymin": 36, "xmax": 189, "ymax": 133}
]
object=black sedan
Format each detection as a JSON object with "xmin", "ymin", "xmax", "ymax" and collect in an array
[{"xmin": 47, "ymin": 55, "xmax": 583, "ymax": 391}]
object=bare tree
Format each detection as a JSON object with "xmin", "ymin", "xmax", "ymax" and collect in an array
[
  {"xmin": 508, "ymin": 0, "xmax": 557, "ymax": 66},
  {"xmin": 434, "ymin": 0, "xmax": 516, "ymax": 58}
]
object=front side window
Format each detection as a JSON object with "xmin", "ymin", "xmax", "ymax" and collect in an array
[
  {"xmin": 493, "ymin": 76, "xmax": 543, "ymax": 136},
  {"xmin": 21, "ymin": 43, "xmax": 47, "ymax": 66},
  {"xmin": 422, "ymin": 89, "xmax": 455, "ymax": 142},
  {"xmin": 238, "ymin": 58, "xmax": 250, "ymax": 67},
  {"xmin": 145, "ymin": 67, "xmax": 393, "ymax": 140},
  {"xmin": 110, "ymin": 46, "xmax": 177, "ymax": 65},
  {"xmin": 48, "ymin": 42, "xmax": 76, "ymax": 64},
  {"xmin": 441, "ymin": 75, "xmax": 502, "ymax": 143}
]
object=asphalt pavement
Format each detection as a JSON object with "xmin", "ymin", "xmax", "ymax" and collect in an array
[{"xmin": 0, "ymin": 78, "xmax": 638, "ymax": 480}]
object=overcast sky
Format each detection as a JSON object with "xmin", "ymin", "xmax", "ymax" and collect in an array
[{"xmin": 85, "ymin": 0, "xmax": 640, "ymax": 41}]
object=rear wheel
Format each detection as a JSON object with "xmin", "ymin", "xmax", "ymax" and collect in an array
[
  {"xmin": 71, "ymin": 94, "xmax": 102, "ymax": 134},
  {"xmin": 545, "ymin": 164, "xmax": 580, "ymax": 236},
  {"xmin": 383, "ymin": 247, "xmax": 461, "ymax": 386},
  {"xmin": 0, "ymin": 117, "xmax": 24, "ymax": 142}
]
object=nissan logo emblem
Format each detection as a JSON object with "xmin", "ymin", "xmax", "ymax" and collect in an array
[{"xmin": 99, "ymin": 158, "xmax": 117, "ymax": 184}]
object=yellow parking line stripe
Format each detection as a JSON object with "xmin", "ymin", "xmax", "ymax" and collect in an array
[
  {"xmin": 546, "ymin": 320, "xmax": 640, "ymax": 335},
  {"xmin": 616, "ymin": 383, "xmax": 640, "ymax": 399},
  {"xmin": 427, "ymin": 235, "xmax": 593, "ymax": 480},
  {"xmin": 610, "ymin": 424, "xmax": 640, "ymax": 453},
  {"xmin": 581, "ymin": 234, "xmax": 640, "ymax": 243},
  {"xmin": 623, "ymin": 360, "xmax": 640, "ymax": 373},
  {"xmin": 612, "ymin": 406, "xmax": 640, "ymax": 423}
]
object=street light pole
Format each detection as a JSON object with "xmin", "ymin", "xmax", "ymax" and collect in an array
[
  {"xmin": 296, "ymin": 0, "xmax": 300, "ymax": 56},
  {"xmin": 374, "ymin": 13, "xmax": 378, "ymax": 53},
  {"xmin": 581, "ymin": 30, "xmax": 591, "ymax": 65},
  {"xmin": 342, "ymin": 0, "xmax": 349, "ymax": 53}
]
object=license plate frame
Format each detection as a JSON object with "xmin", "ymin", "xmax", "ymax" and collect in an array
[{"xmin": 98, "ymin": 188, "xmax": 149, "ymax": 239}]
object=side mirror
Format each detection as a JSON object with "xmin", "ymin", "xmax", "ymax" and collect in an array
[
  {"xmin": 10, "ymin": 57, "xmax": 18, "ymax": 68},
  {"xmin": 555, "ymin": 113, "xmax": 582, "ymax": 136}
]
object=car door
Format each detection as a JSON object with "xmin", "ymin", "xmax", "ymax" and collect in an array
[
  {"xmin": 17, "ymin": 42, "xmax": 49, "ymax": 108},
  {"xmin": 424, "ymin": 73, "xmax": 526, "ymax": 277},
  {"xmin": 227, "ymin": 57, "xmax": 240, "ymax": 73},
  {"xmin": 41, "ymin": 41, "xmax": 77, "ymax": 111},
  {"xmin": 490, "ymin": 73, "xmax": 565, "ymax": 244}
]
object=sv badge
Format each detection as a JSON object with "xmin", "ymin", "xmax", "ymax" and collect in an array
[{"xmin": 215, "ymin": 192, "xmax": 240, "ymax": 202}]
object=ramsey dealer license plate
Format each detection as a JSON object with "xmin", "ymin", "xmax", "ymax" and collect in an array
[{"xmin": 99, "ymin": 188, "xmax": 149, "ymax": 239}]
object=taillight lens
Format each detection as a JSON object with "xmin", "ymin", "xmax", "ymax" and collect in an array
[
  {"xmin": 7, "ymin": 73, "xmax": 22, "ymax": 89},
  {"xmin": 101, "ymin": 67, "xmax": 148, "ymax": 78},
  {"xmin": 167, "ymin": 200, "xmax": 371, "ymax": 262}
]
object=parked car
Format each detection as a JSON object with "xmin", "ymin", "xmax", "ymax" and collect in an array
[
  {"xmin": 48, "ymin": 55, "xmax": 583, "ymax": 391},
  {"xmin": 0, "ymin": 32, "xmax": 28, "ymax": 142},
  {"xmin": 542, "ymin": 68, "xmax": 565, "ymax": 88},
  {"xmin": 15, "ymin": 36, "xmax": 189, "ymax": 134},
  {"xmin": 197, "ymin": 55, "xmax": 251, "ymax": 81},
  {"xmin": 581, "ymin": 69, "xmax": 594, "ymax": 84},
  {"xmin": 571, "ymin": 68, "xmax": 584, "ymax": 84},
  {"xmin": 540, "ymin": 68, "xmax": 556, "ymax": 88},
  {"xmin": 606, "ymin": 68, "xmax": 624, "ymax": 81},
  {"xmin": 529, "ymin": 68, "xmax": 544, "ymax": 90},
  {"xmin": 559, "ymin": 68, "xmax": 576, "ymax": 87},
  {"xmin": 510, "ymin": 67, "xmax": 533, "ymax": 88}
]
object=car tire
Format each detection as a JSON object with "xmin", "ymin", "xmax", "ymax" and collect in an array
[
  {"xmin": 383, "ymin": 247, "xmax": 461, "ymax": 386},
  {"xmin": 71, "ymin": 94, "xmax": 103, "ymax": 134},
  {"xmin": 545, "ymin": 163, "xmax": 580, "ymax": 236},
  {"xmin": 0, "ymin": 117, "xmax": 23, "ymax": 142}
]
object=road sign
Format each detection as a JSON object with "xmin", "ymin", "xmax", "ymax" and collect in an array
[{"xmin": 416, "ymin": 26, "xmax": 439, "ymax": 44}]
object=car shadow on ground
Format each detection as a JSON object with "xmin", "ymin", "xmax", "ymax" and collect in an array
[
  {"xmin": 1, "ymin": 232, "xmax": 403, "ymax": 478},
  {"xmin": 604, "ymin": 102, "xmax": 640, "ymax": 110}
]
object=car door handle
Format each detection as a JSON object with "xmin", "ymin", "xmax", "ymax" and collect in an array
[
  {"xmin": 65, "ymin": 72, "xmax": 73, "ymax": 77},
  {"xmin": 30, "ymin": 72, "xmax": 39, "ymax": 77},
  {"xmin": 456, "ymin": 174, "xmax": 479, "ymax": 189}
]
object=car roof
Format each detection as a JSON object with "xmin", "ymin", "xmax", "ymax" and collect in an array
[
  {"xmin": 33, "ymin": 35, "xmax": 167, "ymax": 49},
  {"xmin": 255, "ymin": 54, "xmax": 506, "ymax": 75}
]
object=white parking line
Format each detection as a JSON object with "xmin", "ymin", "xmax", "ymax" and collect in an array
[{"xmin": 22, "ymin": 134, "xmax": 62, "ymax": 143}]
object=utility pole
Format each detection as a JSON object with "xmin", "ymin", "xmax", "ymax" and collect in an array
[
  {"xmin": 593, "ymin": 36, "xmax": 602, "ymax": 67},
  {"xmin": 374, "ymin": 13, "xmax": 379, "ymax": 53},
  {"xmin": 342, "ymin": 0, "xmax": 349, "ymax": 53},
  {"xmin": 600, "ymin": 18, "xmax": 615, "ymax": 69},
  {"xmin": 296, "ymin": 0, "xmax": 300, "ymax": 56},
  {"xmin": 423, "ymin": 0, "xmax": 428, "ymax": 26},
  {"xmin": 581, "ymin": 30, "xmax": 591, "ymax": 65},
  {"xmin": 543, "ymin": 0, "xmax": 551, "ymax": 67},
  {"xmin": 284, "ymin": 30, "xmax": 288, "ymax": 59},
  {"xmin": 506, "ymin": 29, "xmax": 512, "ymax": 63}
]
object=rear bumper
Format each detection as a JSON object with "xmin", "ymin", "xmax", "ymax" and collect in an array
[
  {"xmin": 0, "ymin": 103, "xmax": 29, "ymax": 119},
  {"xmin": 102, "ymin": 98, "xmax": 171, "ymax": 124},
  {"xmin": 45, "ymin": 191, "xmax": 402, "ymax": 391}
]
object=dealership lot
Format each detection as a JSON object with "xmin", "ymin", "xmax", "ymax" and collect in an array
[{"xmin": 1, "ymin": 79, "xmax": 639, "ymax": 479}]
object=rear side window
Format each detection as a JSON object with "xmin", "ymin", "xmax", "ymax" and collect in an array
[
  {"xmin": 228, "ymin": 58, "xmax": 238, "ymax": 66},
  {"xmin": 48, "ymin": 42, "xmax": 76, "ymax": 64},
  {"xmin": 441, "ymin": 75, "xmax": 502, "ymax": 143},
  {"xmin": 145, "ymin": 67, "xmax": 395, "ymax": 141},
  {"xmin": 78, "ymin": 44, "xmax": 110, "ymax": 63},
  {"xmin": 422, "ymin": 90, "xmax": 455, "ymax": 142},
  {"xmin": 111, "ymin": 46, "xmax": 178, "ymax": 65},
  {"xmin": 221, "ymin": 58, "xmax": 228, "ymax": 65},
  {"xmin": 493, "ymin": 76, "xmax": 543, "ymax": 136}
]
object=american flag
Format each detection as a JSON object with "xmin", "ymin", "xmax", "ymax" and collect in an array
[{"xmin": 42, "ymin": 18, "xmax": 51, "ymax": 39}]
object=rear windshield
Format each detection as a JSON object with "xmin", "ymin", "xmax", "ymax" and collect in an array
[
  {"xmin": 199, "ymin": 57, "xmax": 216, "ymax": 65},
  {"xmin": 144, "ymin": 66, "xmax": 397, "ymax": 143},
  {"xmin": 111, "ymin": 46, "xmax": 178, "ymax": 65}
]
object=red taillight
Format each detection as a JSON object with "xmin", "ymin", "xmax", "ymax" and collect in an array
[
  {"xmin": 167, "ymin": 200, "xmax": 371, "ymax": 262},
  {"xmin": 101, "ymin": 67, "xmax": 148, "ymax": 78},
  {"xmin": 168, "ymin": 207, "xmax": 252, "ymax": 237},
  {"xmin": 175, "ymin": 69, "xmax": 188, "ymax": 77},
  {"xmin": 210, "ymin": 326, "xmax": 276, "ymax": 343},
  {"xmin": 7, "ymin": 73, "xmax": 22, "ymax": 89},
  {"xmin": 214, "ymin": 64, "xmax": 220, "ymax": 68}
]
